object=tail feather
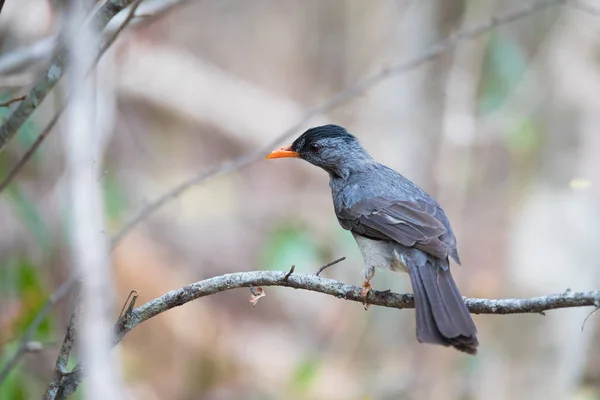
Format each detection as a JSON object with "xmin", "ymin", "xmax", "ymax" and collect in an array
[
  {"xmin": 408, "ymin": 259, "xmax": 478, "ymax": 355},
  {"xmin": 409, "ymin": 265, "xmax": 447, "ymax": 345}
]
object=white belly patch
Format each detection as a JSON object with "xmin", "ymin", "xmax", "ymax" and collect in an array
[{"xmin": 352, "ymin": 233, "xmax": 408, "ymax": 273}]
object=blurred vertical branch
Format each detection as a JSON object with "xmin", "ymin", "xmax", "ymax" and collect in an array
[{"xmin": 61, "ymin": 0, "xmax": 123, "ymax": 397}]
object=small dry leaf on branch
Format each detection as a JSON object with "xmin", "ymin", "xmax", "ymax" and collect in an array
[{"xmin": 249, "ymin": 286, "xmax": 266, "ymax": 306}]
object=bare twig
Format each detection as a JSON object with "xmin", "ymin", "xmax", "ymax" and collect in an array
[
  {"xmin": 0, "ymin": 95, "xmax": 26, "ymax": 108},
  {"xmin": 54, "ymin": 269, "xmax": 600, "ymax": 397},
  {"xmin": 43, "ymin": 301, "xmax": 80, "ymax": 400},
  {"xmin": 581, "ymin": 299, "xmax": 600, "ymax": 331},
  {"xmin": 110, "ymin": 0, "xmax": 566, "ymax": 248},
  {"xmin": 117, "ymin": 290, "xmax": 139, "ymax": 320},
  {"xmin": 0, "ymin": 106, "xmax": 64, "ymax": 193},
  {"xmin": 283, "ymin": 265, "xmax": 296, "ymax": 281},
  {"xmin": 0, "ymin": 35, "xmax": 59, "ymax": 75},
  {"xmin": 48, "ymin": 290, "xmax": 136, "ymax": 399},
  {"xmin": 96, "ymin": 0, "xmax": 143, "ymax": 63},
  {"xmin": 315, "ymin": 257, "xmax": 347, "ymax": 276}
]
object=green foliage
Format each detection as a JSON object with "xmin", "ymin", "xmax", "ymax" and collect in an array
[
  {"xmin": 0, "ymin": 343, "xmax": 27, "ymax": 400},
  {"xmin": 4, "ymin": 186, "xmax": 52, "ymax": 254},
  {"xmin": 0, "ymin": 257, "xmax": 53, "ymax": 338},
  {"xmin": 0, "ymin": 258, "xmax": 53, "ymax": 399},
  {"xmin": 261, "ymin": 222, "xmax": 322, "ymax": 272},
  {"xmin": 0, "ymin": 97, "xmax": 41, "ymax": 160},
  {"xmin": 291, "ymin": 357, "xmax": 321, "ymax": 389},
  {"xmin": 478, "ymin": 33, "xmax": 528, "ymax": 115},
  {"xmin": 102, "ymin": 171, "xmax": 127, "ymax": 223},
  {"xmin": 506, "ymin": 116, "xmax": 542, "ymax": 156}
]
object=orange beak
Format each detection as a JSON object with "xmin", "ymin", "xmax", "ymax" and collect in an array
[{"xmin": 265, "ymin": 144, "xmax": 299, "ymax": 159}]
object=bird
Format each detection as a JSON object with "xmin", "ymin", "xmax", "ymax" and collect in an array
[{"xmin": 265, "ymin": 124, "xmax": 478, "ymax": 355}]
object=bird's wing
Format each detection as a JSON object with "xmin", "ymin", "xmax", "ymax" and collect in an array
[{"xmin": 337, "ymin": 196, "xmax": 459, "ymax": 262}]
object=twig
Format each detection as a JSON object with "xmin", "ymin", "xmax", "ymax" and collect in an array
[
  {"xmin": 53, "ymin": 269, "xmax": 600, "ymax": 397},
  {"xmin": 0, "ymin": 35, "xmax": 58, "ymax": 75},
  {"xmin": 0, "ymin": 106, "xmax": 64, "ymax": 194},
  {"xmin": 96, "ymin": 0, "xmax": 143, "ymax": 64},
  {"xmin": 0, "ymin": 279, "xmax": 77, "ymax": 385},
  {"xmin": 43, "ymin": 301, "xmax": 80, "ymax": 400},
  {"xmin": 283, "ymin": 265, "xmax": 295, "ymax": 281},
  {"xmin": 110, "ymin": 0, "xmax": 567, "ymax": 248},
  {"xmin": 0, "ymin": 95, "xmax": 26, "ymax": 108},
  {"xmin": 315, "ymin": 257, "xmax": 346, "ymax": 276},
  {"xmin": 0, "ymin": 0, "xmax": 138, "ymax": 154},
  {"xmin": 581, "ymin": 298, "xmax": 600, "ymax": 331},
  {"xmin": 117, "ymin": 290, "xmax": 139, "ymax": 320},
  {"xmin": 0, "ymin": 0, "xmax": 5, "ymax": 18}
]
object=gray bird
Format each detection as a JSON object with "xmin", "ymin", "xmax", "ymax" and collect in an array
[{"xmin": 266, "ymin": 124, "xmax": 478, "ymax": 355}]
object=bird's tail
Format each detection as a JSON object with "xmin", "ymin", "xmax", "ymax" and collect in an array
[{"xmin": 408, "ymin": 259, "xmax": 478, "ymax": 355}]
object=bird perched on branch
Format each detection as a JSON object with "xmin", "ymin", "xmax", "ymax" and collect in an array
[{"xmin": 265, "ymin": 124, "xmax": 478, "ymax": 355}]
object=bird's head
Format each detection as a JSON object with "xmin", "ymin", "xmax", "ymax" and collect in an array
[{"xmin": 265, "ymin": 124, "xmax": 373, "ymax": 178}]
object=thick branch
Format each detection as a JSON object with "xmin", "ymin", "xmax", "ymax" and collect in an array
[
  {"xmin": 121, "ymin": 272, "xmax": 600, "ymax": 328},
  {"xmin": 54, "ymin": 270, "xmax": 600, "ymax": 398}
]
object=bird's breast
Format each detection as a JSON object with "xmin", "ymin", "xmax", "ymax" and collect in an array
[{"xmin": 352, "ymin": 233, "xmax": 409, "ymax": 273}]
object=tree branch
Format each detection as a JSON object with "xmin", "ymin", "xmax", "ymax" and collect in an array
[
  {"xmin": 53, "ymin": 269, "xmax": 600, "ymax": 398},
  {"xmin": 43, "ymin": 301, "xmax": 80, "ymax": 400},
  {"xmin": 110, "ymin": 0, "xmax": 566, "ymax": 248},
  {"xmin": 0, "ymin": 106, "xmax": 64, "ymax": 193},
  {"xmin": 0, "ymin": 0, "xmax": 138, "ymax": 153},
  {"xmin": 0, "ymin": 35, "xmax": 58, "ymax": 75}
]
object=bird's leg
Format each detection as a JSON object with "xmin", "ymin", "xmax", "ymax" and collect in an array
[{"xmin": 362, "ymin": 265, "xmax": 375, "ymax": 310}]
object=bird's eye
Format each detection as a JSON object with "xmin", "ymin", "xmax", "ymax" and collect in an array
[{"xmin": 309, "ymin": 143, "xmax": 320, "ymax": 152}]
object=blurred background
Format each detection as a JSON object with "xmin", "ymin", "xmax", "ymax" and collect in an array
[{"xmin": 1, "ymin": 0, "xmax": 600, "ymax": 399}]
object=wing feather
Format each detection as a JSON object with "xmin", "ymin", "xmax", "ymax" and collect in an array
[{"xmin": 337, "ymin": 196, "xmax": 459, "ymax": 262}]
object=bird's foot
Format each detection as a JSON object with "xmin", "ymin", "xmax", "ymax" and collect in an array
[{"xmin": 361, "ymin": 280, "xmax": 372, "ymax": 311}]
